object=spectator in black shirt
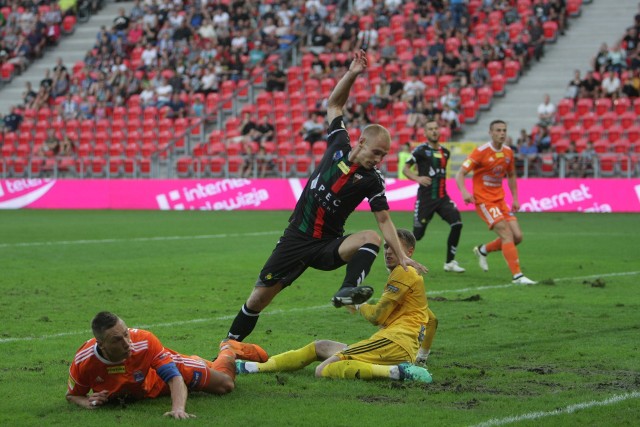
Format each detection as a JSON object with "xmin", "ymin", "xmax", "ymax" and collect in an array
[
  {"xmin": 112, "ymin": 8, "xmax": 130, "ymax": 34},
  {"xmin": 389, "ymin": 72, "xmax": 404, "ymax": 102},
  {"xmin": 580, "ymin": 70, "xmax": 600, "ymax": 98},
  {"xmin": 3, "ymin": 106, "xmax": 23, "ymax": 132},
  {"xmin": 265, "ymin": 63, "xmax": 286, "ymax": 92}
]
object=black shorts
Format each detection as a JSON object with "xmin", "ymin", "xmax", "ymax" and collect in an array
[
  {"xmin": 413, "ymin": 195, "xmax": 461, "ymax": 228},
  {"xmin": 258, "ymin": 226, "xmax": 349, "ymax": 288}
]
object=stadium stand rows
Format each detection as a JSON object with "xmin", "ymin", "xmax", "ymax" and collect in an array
[
  {"xmin": 1, "ymin": 0, "xmax": 635, "ymax": 179},
  {"xmin": 522, "ymin": 5, "xmax": 640, "ymax": 178}
]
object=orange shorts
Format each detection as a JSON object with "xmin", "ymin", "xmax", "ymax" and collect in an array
[{"xmin": 475, "ymin": 200, "xmax": 516, "ymax": 229}]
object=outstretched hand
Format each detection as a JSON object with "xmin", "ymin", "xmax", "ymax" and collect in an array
[
  {"xmin": 163, "ymin": 410, "xmax": 197, "ymax": 419},
  {"xmin": 349, "ymin": 50, "xmax": 368, "ymax": 76}
]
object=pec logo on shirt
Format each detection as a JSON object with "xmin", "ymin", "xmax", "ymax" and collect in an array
[
  {"xmin": 133, "ymin": 370, "xmax": 145, "ymax": 383},
  {"xmin": 107, "ymin": 366, "xmax": 126, "ymax": 374},
  {"xmin": 385, "ymin": 284, "xmax": 399, "ymax": 293}
]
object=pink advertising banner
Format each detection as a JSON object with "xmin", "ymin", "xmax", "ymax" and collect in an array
[{"xmin": 0, "ymin": 178, "xmax": 639, "ymax": 212}]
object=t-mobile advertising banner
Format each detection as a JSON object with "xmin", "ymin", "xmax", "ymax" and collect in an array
[{"xmin": 0, "ymin": 178, "xmax": 639, "ymax": 212}]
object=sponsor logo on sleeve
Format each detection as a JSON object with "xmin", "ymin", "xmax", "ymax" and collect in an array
[{"xmin": 385, "ymin": 284, "xmax": 399, "ymax": 293}]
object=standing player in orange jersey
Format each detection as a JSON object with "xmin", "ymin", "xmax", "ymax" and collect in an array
[
  {"xmin": 66, "ymin": 311, "xmax": 267, "ymax": 419},
  {"xmin": 455, "ymin": 120, "xmax": 536, "ymax": 285}
]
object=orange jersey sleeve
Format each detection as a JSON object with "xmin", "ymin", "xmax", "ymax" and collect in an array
[
  {"xmin": 67, "ymin": 329, "xmax": 177, "ymax": 400},
  {"xmin": 461, "ymin": 142, "xmax": 515, "ymax": 204}
]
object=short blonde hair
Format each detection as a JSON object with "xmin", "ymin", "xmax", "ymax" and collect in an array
[{"xmin": 361, "ymin": 124, "xmax": 391, "ymax": 143}]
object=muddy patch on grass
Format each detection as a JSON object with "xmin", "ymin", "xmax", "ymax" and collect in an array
[
  {"xmin": 452, "ymin": 398, "xmax": 480, "ymax": 409},
  {"xmin": 583, "ymin": 278, "xmax": 606, "ymax": 287},
  {"xmin": 431, "ymin": 294, "xmax": 482, "ymax": 302},
  {"xmin": 358, "ymin": 395, "xmax": 403, "ymax": 404}
]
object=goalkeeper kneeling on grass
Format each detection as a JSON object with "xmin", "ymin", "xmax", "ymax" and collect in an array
[{"xmin": 238, "ymin": 229, "xmax": 437, "ymax": 383}]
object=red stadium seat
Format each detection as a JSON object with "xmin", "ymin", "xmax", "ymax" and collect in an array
[
  {"xmin": 568, "ymin": 125, "xmax": 584, "ymax": 142},
  {"xmin": 477, "ymin": 87, "xmax": 493, "ymax": 110},
  {"xmin": 553, "ymin": 138, "xmax": 570, "ymax": 155},
  {"xmin": 549, "ymin": 125, "xmax": 565, "ymax": 144},
  {"xmin": 491, "ymin": 74, "xmax": 506, "ymax": 97},
  {"xmin": 625, "ymin": 125, "xmax": 640, "ymax": 143},
  {"xmin": 600, "ymin": 111, "xmax": 617, "ymax": 130},
  {"xmin": 561, "ymin": 112, "xmax": 577, "ymax": 130},
  {"xmin": 581, "ymin": 112, "xmax": 597, "ymax": 130},
  {"xmin": 576, "ymin": 98, "xmax": 594, "ymax": 117},
  {"xmin": 612, "ymin": 139, "xmax": 631, "ymax": 153},
  {"xmin": 620, "ymin": 111, "xmax": 636, "ymax": 130},
  {"xmin": 462, "ymin": 101, "xmax": 479, "ymax": 124},
  {"xmin": 504, "ymin": 60, "xmax": 520, "ymax": 82},
  {"xmin": 543, "ymin": 21, "xmax": 558, "ymax": 42},
  {"xmin": 567, "ymin": 0, "xmax": 582, "ymax": 17},
  {"xmin": 593, "ymin": 139, "xmax": 609, "ymax": 154},
  {"xmin": 607, "ymin": 125, "xmax": 624, "ymax": 143},
  {"xmin": 597, "ymin": 153, "xmax": 618, "ymax": 177},
  {"xmin": 594, "ymin": 98, "xmax": 612, "ymax": 116},
  {"xmin": 558, "ymin": 98, "xmax": 573, "ymax": 119},
  {"xmin": 614, "ymin": 97, "xmax": 631, "ymax": 115},
  {"xmin": 618, "ymin": 154, "xmax": 639, "ymax": 176},
  {"xmin": 587, "ymin": 125, "xmax": 604, "ymax": 142}
]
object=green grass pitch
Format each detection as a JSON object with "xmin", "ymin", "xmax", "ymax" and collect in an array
[{"xmin": 0, "ymin": 209, "xmax": 638, "ymax": 426}]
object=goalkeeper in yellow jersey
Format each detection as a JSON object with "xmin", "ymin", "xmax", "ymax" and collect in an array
[{"xmin": 236, "ymin": 229, "xmax": 436, "ymax": 383}]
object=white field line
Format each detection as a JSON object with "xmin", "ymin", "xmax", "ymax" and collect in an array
[
  {"xmin": 2, "ymin": 230, "xmax": 632, "ymax": 248},
  {"xmin": 470, "ymin": 391, "xmax": 640, "ymax": 427},
  {"xmin": 1, "ymin": 270, "xmax": 638, "ymax": 345},
  {"xmin": 0, "ymin": 231, "xmax": 282, "ymax": 248}
]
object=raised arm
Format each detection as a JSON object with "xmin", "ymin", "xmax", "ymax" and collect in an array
[{"xmin": 326, "ymin": 50, "xmax": 368, "ymax": 124}]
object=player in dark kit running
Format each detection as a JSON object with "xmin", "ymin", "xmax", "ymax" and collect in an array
[
  {"xmin": 402, "ymin": 118, "xmax": 465, "ymax": 273},
  {"xmin": 226, "ymin": 50, "xmax": 428, "ymax": 342}
]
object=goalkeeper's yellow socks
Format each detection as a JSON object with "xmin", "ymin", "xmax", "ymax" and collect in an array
[
  {"xmin": 249, "ymin": 341, "xmax": 317, "ymax": 373},
  {"xmin": 320, "ymin": 360, "xmax": 397, "ymax": 380}
]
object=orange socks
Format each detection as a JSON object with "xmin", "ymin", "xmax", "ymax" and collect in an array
[
  {"xmin": 502, "ymin": 241, "xmax": 521, "ymax": 276},
  {"xmin": 210, "ymin": 349, "xmax": 237, "ymax": 380},
  {"xmin": 485, "ymin": 238, "xmax": 502, "ymax": 253}
]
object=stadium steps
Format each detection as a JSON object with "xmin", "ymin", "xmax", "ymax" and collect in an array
[
  {"xmin": 0, "ymin": 0, "xmax": 131, "ymax": 116},
  {"xmin": 460, "ymin": 0, "xmax": 637, "ymax": 142}
]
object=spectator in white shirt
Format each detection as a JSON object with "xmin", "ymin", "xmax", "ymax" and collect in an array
[
  {"xmin": 601, "ymin": 72, "xmax": 621, "ymax": 98},
  {"xmin": 537, "ymin": 93, "xmax": 556, "ymax": 127}
]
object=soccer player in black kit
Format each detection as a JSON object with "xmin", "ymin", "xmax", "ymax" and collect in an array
[
  {"xmin": 402, "ymin": 118, "xmax": 465, "ymax": 273},
  {"xmin": 226, "ymin": 50, "xmax": 428, "ymax": 342}
]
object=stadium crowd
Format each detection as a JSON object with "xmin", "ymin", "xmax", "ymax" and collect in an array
[
  {"xmin": 514, "ymin": 7, "xmax": 640, "ymax": 178},
  {"xmin": 3, "ymin": 0, "xmax": 634, "ymax": 179}
]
